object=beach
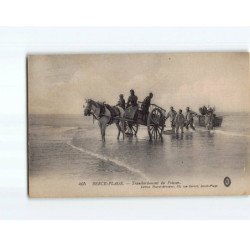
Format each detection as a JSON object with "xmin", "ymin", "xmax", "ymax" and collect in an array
[{"xmin": 28, "ymin": 113, "xmax": 250, "ymax": 197}]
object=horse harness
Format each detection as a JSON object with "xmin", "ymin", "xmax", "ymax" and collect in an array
[{"xmin": 93, "ymin": 102, "xmax": 121, "ymax": 124}]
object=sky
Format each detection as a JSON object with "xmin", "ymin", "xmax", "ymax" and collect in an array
[{"xmin": 28, "ymin": 52, "xmax": 250, "ymax": 114}]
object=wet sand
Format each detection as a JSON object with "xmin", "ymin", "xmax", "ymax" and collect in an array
[{"xmin": 28, "ymin": 114, "xmax": 250, "ymax": 197}]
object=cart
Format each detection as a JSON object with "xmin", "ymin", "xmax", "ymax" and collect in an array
[
  {"xmin": 195, "ymin": 115, "xmax": 223, "ymax": 129},
  {"xmin": 196, "ymin": 106, "xmax": 223, "ymax": 129},
  {"xmin": 121, "ymin": 102, "xmax": 166, "ymax": 141}
]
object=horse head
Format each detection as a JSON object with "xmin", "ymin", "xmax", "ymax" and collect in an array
[{"xmin": 83, "ymin": 99, "xmax": 93, "ymax": 116}]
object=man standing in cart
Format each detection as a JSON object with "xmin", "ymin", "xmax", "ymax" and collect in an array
[
  {"xmin": 125, "ymin": 89, "xmax": 138, "ymax": 120},
  {"xmin": 165, "ymin": 106, "xmax": 177, "ymax": 132},
  {"xmin": 141, "ymin": 92, "xmax": 153, "ymax": 122},
  {"xmin": 142, "ymin": 93, "xmax": 153, "ymax": 112},
  {"xmin": 126, "ymin": 89, "xmax": 138, "ymax": 108}
]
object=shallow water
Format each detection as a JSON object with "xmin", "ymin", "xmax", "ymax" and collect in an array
[{"xmin": 29, "ymin": 113, "xmax": 250, "ymax": 185}]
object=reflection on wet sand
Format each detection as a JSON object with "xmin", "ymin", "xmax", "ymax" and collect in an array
[{"xmin": 29, "ymin": 114, "xmax": 249, "ymax": 190}]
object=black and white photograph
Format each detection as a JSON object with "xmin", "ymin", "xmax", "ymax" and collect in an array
[{"xmin": 28, "ymin": 52, "xmax": 250, "ymax": 197}]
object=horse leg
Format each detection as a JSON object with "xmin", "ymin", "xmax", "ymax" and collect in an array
[
  {"xmin": 121, "ymin": 121, "xmax": 125, "ymax": 140},
  {"xmin": 98, "ymin": 122, "xmax": 103, "ymax": 141},
  {"xmin": 116, "ymin": 122, "xmax": 121, "ymax": 140},
  {"xmin": 102, "ymin": 117, "xmax": 110, "ymax": 142},
  {"xmin": 101, "ymin": 124, "xmax": 106, "ymax": 142}
]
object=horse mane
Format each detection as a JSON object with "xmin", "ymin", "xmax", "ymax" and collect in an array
[
  {"xmin": 86, "ymin": 99, "xmax": 95, "ymax": 105},
  {"xmin": 87, "ymin": 99, "xmax": 106, "ymax": 108},
  {"xmin": 97, "ymin": 101, "xmax": 105, "ymax": 105}
]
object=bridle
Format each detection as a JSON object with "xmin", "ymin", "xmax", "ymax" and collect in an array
[
  {"xmin": 84, "ymin": 99, "xmax": 102, "ymax": 121},
  {"xmin": 84, "ymin": 99, "xmax": 93, "ymax": 116}
]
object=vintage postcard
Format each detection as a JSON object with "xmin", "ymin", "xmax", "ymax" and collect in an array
[{"xmin": 28, "ymin": 52, "xmax": 250, "ymax": 197}]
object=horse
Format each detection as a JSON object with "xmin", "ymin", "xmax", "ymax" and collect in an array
[{"xmin": 83, "ymin": 99, "xmax": 125, "ymax": 142}]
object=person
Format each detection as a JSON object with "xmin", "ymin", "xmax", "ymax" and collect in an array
[
  {"xmin": 126, "ymin": 89, "xmax": 138, "ymax": 108},
  {"xmin": 175, "ymin": 109, "xmax": 185, "ymax": 134},
  {"xmin": 141, "ymin": 92, "xmax": 153, "ymax": 114},
  {"xmin": 117, "ymin": 94, "xmax": 125, "ymax": 110},
  {"xmin": 185, "ymin": 107, "xmax": 198, "ymax": 130},
  {"xmin": 199, "ymin": 105, "xmax": 208, "ymax": 116},
  {"xmin": 205, "ymin": 107, "xmax": 214, "ymax": 130},
  {"xmin": 165, "ymin": 106, "xmax": 177, "ymax": 132}
]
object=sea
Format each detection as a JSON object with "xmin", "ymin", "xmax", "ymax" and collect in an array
[{"xmin": 28, "ymin": 113, "xmax": 250, "ymax": 196}]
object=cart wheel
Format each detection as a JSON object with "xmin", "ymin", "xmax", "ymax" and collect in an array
[
  {"xmin": 147, "ymin": 108, "xmax": 164, "ymax": 141},
  {"xmin": 125, "ymin": 121, "xmax": 138, "ymax": 136}
]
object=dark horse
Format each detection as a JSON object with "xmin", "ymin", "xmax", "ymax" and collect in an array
[{"xmin": 83, "ymin": 99, "xmax": 125, "ymax": 142}]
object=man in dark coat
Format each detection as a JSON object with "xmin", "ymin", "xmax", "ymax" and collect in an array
[
  {"xmin": 126, "ymin": 89, "xmax": 138, "ymax": 108},
  {"xmin": 141, "ymin": 92, "xmax": 153, "ymax": 114},
  {"xmin": 117, "ymin": 94, "xmax": 126, "ymax": 110}
]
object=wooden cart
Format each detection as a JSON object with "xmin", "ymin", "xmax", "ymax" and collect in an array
[{"xmin": 122, "ymin": 102, "xmax": 166, "ymax": 141}]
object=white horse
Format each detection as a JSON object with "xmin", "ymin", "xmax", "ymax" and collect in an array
[{"xmin": 83, "ymin": 99, "xmax": 125, "ymax": 142}]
